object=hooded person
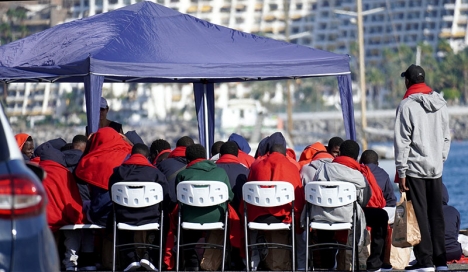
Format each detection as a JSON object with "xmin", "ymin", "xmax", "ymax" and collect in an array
[
  {"xmin": 253, "ymin": 132, "xmax": 300, "ymax": 170},
  {"xmin": 298, "ymin": 142, "xmax": 328, "ymax": 167},
  {"xmin": 74, "ymin": 127, "xmax": 132, "ymax": 226},
  {"xmin": 312, "ymin": 140, "xmax": 388, "ymax": 272},
  {"xmin": 108, "ymin": 143, "xmax": 175, "ymax": 271},
  {"xmin": 300, "ymin": 142, "xmax": 334, "ymax": 185},
  {"xmin": 124, "ymin": 130, "xmax": 145, "ymax": 145},
  {"xmin": 243, "ymin": 143, "xmax": 305, "ymax": 270},
  {"xmin": 15, "ymin": 133, "xmax": 35, "ymax": 161},
  {"xmin": 441, "ymin": 183, "xmax": 463, "ymax": 262},
  {"xmin": 36, "ymin": 141, "xmax": 95, "ymax": 271},
  {"xmin": 228, "ymin": 133, "xmax": 255, "ymax": 168},
  {"xmin": 395, "ymin": 64, "xmax": 451, "ymax": 271}
]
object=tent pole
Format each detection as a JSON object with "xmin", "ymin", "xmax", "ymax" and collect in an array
[{"xmin": 203, "ymin": 83, "xmax": 210, "ymax": 159}]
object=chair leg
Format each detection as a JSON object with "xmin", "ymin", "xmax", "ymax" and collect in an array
[
  {"xmin": 176, "ymin": 209, "xmax": 181, "ymax": 272},
  {"xmin": 159, "ymin": 212, "xmax": 164, "ymax": 272},
  {"xmin": 112, "ymin": 221, "xmax": 116, "ymax": 272},
  {"xmin": 305, "ymin": 216, "xmax": 309, "ymax": 272},
  {"xmin": 244, "ymin": 208, "xmax": 250, "ymax": 272},
  {"xmin": 292, "ymin": 221, "xmax": 296, "ymax": 272},
  {"xmin": 222, "ymin": 213, "xmax": 228, "ymax": 272}
]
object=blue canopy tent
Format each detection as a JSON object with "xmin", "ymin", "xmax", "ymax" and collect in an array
[{"xmin": 0, "ymin": 1, "xmax": 356, "ymax": 154}]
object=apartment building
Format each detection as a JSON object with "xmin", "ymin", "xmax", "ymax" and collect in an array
[{"xmin": 3, "ymin": 0, "xmax": 468, "ymax": 120}]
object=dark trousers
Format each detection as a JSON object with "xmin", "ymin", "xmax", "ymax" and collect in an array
[
  {"xmin": 407, "ymin": 176, "xmax": 446, "ymax": 267},
  {"xmin": 363, "ymin": 207, "xmax": 388, "ymax": 270}
]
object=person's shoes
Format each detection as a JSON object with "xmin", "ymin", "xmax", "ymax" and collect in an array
[
  {"xmin": 367, "ymin": 269, "xmax": 381, "ymax": 272},
  {"xmin": 140, "ymin": 259, "xmax": 157, "ymax": 271},
  {"xmin": 381, "ymin": 263, "xmax": 393, "ymax": 271},
  {"xmin": 435, "ymin": 266, "xmax": 448, "ymax": 271},
  {"xmin": 65, "ymin": 266, "xmax": 77, "ymax": 271},
  {"xmin": 405, "ymin": 263, "xmax": 435, "ymax": 272},
  {"xmin": 123, "ymin": 262, "xmax": 141, "ymax": 272}
]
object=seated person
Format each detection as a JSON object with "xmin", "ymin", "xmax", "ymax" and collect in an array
[
  {"xmin": 149, "ymin": 139, "xmax": 171, "ymax": 165},
  {"xmin": 109, "ymin": 143, "xmax": 175, "ymax": 272},
  {"xmin": 210, "ymin": 140, "xmax": 224, "ymax": 162},
  {"xmin": 174, "ymin": 144, "xmax": 233, "ymax": 271},
  {"xmin": 15, "ymin": 133, "xmax": 35, "ymax": 161},
  {"xmin": 228, "ymin": 133, "xmax": 255, "ymax": 168},
  {"xmin": 359, "ymin": 150, "xmax": 397, "ymax": 223},
  {"xmin": 36, "ymin": 141, "xmax": 95, "ymax": 271},
  {"xmin": 312, "ymin": 140, "xmax": 388, "ymax": 272},
  {"xmin": 245, "ymin": 142, "xmax": 305, "ymax": 271},
  {"xmin": 75, "ymin": 127, "xmax": 132, "ymax": 227},
  {"xmin": 441, "ymin": 183, "xmax": 463, "ymax": 262}
]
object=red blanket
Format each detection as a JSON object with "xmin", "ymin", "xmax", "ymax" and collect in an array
[
  {"xmin": 216, "ymin": 154, "xmax": 241, "ymax": 164},
  {"xmin": 168, "ymin": 146, "xmax": 186, "ymax": 158},
  {"xmin": 40, "ymin": 160, "xmax": 84, "ymax": 232},
  {"xmin": 242, "ymin": 152, "xmax": 304, "ymax": 224},
  {"xmin": 238, "ymin": 150, "xmax": 255, "ymax": 168},
  {"xmin": 333, "ymin": 156, "xmax": 386, "ymax": 208},
  {"xmin": 163, "ymin": 204, "xmax": 242, "ymax": 269},
  {"xmin": 75, "ymin": 127, "xmax": 132, "ymax": 190},
  {"xmin": 123, "ymin": 154, "xmax": 155, "ymax": 168}
]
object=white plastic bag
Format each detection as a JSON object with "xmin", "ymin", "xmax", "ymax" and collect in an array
[{"xmin": 458, "ymin": 234, "xmax": 468, "ymax": 256}]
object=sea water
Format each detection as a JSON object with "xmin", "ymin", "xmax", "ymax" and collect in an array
[{"xmin": 380, "ymin": 140, "xmax": 468, "ymax": 229}]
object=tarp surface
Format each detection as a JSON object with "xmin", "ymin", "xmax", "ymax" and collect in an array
[{"xmin": 0, "ymin": 1, "xmax": 356, "ymax": 146}]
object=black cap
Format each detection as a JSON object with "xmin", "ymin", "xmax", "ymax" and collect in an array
[{"xmin": 401, "ymin": 64, "xmax": 425, "ymax": 83}]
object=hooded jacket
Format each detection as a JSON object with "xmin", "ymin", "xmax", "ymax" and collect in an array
[
  {"xmin": 312, "ymin": 161, "xmax": 368, "ymax": 244},
  {"xmin": 108, "ymin": 154, "xmax": 175, "ymax": 226},
  {"xmin": 228, "ymin": 133, "xmax": 255, "ymax": 168},
  {"xmin": 441, "ymin": 184, "xmax": 462, "ymax": 260},
  {"xmin": 394, "ymin": 91, "xmax": 451, "ymax": 179},
  {"xmin": 300, "ymin": 155, "xmax": 334, "ymax": 185},
  {"xmin": 175, "ymin": 160, "xmax": 233, "ymax": 223}
]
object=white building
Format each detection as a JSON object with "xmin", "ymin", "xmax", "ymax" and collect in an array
[{"xmin": 4, "ymin": 0, "xmax": 468, "ymax": 121}]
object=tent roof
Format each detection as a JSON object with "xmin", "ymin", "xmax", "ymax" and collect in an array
[{"xmin": 0, "ymin": 1, "xmax": 351, "ymax": 83}]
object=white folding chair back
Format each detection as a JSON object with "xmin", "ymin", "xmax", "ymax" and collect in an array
[
  {"xmin": 111, "ymin": 181, "xmax": 163, "ymax": 208},
  {"xmin": 242, "ymin": 181, "xmax": 296, "ymax": 271},
  {"xmin": 305, "ymin": 181, "xmax": 356, "ymax": 208},
  {"xmin": 177, "ymin": 180, "xmax": 228, "ymax": 207},
  {"xmin": 176, "ymin": 181, "xmax": 230, "ymax": 272},
  {"xmin": 304, "ymin": 181, "xmax": 359, "ymax": 272},
  {"xmin": 243, "ymin": 181, "xmax": 295, "ymax": 207},
  {"xmin": 111, "ymin": 182, "xmax": 164, "ymax": 272}
]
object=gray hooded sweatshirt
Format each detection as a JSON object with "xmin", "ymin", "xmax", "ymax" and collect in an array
[
  {"xmin": 394, "ymin": 91, "xmax": 451, "ymax": 179},
  {"xmin": 308, "ymin": 162, "xmax": 369, "ymax": 245}
]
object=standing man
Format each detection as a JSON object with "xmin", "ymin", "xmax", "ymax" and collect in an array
[{"xmin": 395, "ymin": 64, "xmax": 451, "ymax": 272}]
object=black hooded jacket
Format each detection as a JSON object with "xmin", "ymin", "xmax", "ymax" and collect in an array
[{"xmin": 109, "ymin": 158, "xmax": 176, "ymax": 226}]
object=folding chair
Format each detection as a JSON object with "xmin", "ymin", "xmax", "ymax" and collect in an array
[
  {"xmin": 176, "ymin": 180, "xmax": 229, "ymax": 272},
  {"xmin": 110, "ymin": 181, "xmax": 164, "ymax": 272},
  {"xmin": 304, "ymin": 181, "xmax": 359, "ymax": 272},
  {"xmin": 242, "ymin": 181, "xmax": 296, "ymax": 272}
]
